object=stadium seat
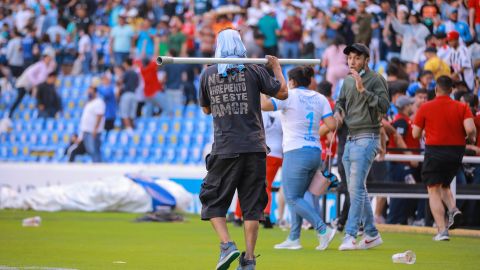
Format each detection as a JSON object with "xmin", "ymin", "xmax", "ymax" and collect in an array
[
  {"xmin": 184, "ymin": 104, "xmax": 199, "ymax": 119},
  {"xmin": 65, "ymin": 120, "xmax": 78, "ymax": 133},
  {"xmin": 38, "ymin": 131, "xmax": 50, "ymax": 145},
  {"xmin": 18, "ymin": 131, "xmax": 28, "ymax": 144},
  {"xmin": 167, "ymin": 133, "xmax": 179, "ymax": 146},
  {"xmin": 33, "ymin": 119, "xmax": 45, "ymax": 131},
  {"xmin": 118, "ymin": 131, "xmax": 131, "ymax": 147},
  {"xmin": 189, "ymin": 145, "xmax": 203, "ymax": 164},
  {"xmin": 182, "ymin": 119, "xmax": 195, "ymax": 133},
  {"xmin": 141, "ymin": 132, "xmax": 155, "ymax": 147},
  {"xmin": 135, "ymin": 118, "xmax": 148, "ymax": 131},
  {"xmin": 131, "ymin": 132, "xmax": 141, "ymax": 146},
  {"xmin": 7, "ymin": 132, "xmax": 17, "ymax": 144},
  {"xmin": 175, "ymin": 146, "xmax": 189, "ymax": 164},
  {"xmin": 163, "ymin": 146, "xmax": 176, "ymax": 163},
  {"xmin": 171, "ymin": 119, "xmax": 182, "ymax": 133},
  {"xmin": 139, "ymin": 147, "xmax": 151, "ymax": 161},
  {"xmin": 179, "ymin": 133, "xmax": 192, "ymax": 147},
  {"xmin": 152, "ymin": 147, "xmax": 163, "ymax": 163},
  {"xmin": 158, "ymin": 119, "xmax": 170, "ymax": 133},
  {"xmin": 106, "ymin": 130, "xmax": 119, "ymax": 146},
  {"xmin": 155, "ymin": 132, "xmax": 166, "ymax": 146},
  {"xmin": 45, "ymin": 119, "xmax": 56, "ymax": 131}
]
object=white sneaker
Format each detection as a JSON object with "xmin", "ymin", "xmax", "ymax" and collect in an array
[
  {"xmin": 274, "ymin": 238, "xmax": 302, "ymax": 250},
  {"xmin": 357, "ymin": 234, "xmax": 383, "ymax": 250},
  {"xmin": 316, "ymin": 226, "xmax": 337, "ymax": 250},
  {"xmin": 338, "ymin": 235, "xmax": 357, "ymax": 251}
]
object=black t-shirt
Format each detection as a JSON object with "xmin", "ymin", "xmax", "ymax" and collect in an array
[{"xmin": 200, "ymin": 64, "xmax": 281, "ymax": 155}]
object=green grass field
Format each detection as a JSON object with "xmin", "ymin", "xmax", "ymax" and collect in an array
[{"xmin": 1, "ymin": 210, "xmax": 479, "ymax": 270}]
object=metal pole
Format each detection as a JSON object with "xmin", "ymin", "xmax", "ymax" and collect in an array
[{"xmin": 156, "ymin": 56, "xmax": 321, "ymax": 66}]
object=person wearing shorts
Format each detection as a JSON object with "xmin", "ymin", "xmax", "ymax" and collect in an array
[
  {"xmin": 413, "ymin": 75, "xmax": 476, "ymax": 241},
  {"xmin": 119, "ymin": 58, "xmax": 139, "ymax": 131},
  {"xmin": 261, "ymin": 66, "xmax": 337, "ymax": 251},
  {"xmin": 199, "ymin": 29, "xmax": 287, "ymax": 270}
]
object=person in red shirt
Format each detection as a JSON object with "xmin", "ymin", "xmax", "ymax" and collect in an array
[
  {"xmin": 413, "ymin": 76, "xmax": 476, "ymax": 241},
  {"xmin": 469, "ymin": 0, "xmax": 480, "ymax": 42},
  {"xmin": 318, "ymin": 81, "xmax": 337, "ymax": 163},
  {"xmin": 280, "ymin": 6, "xmax": 302, "ymax": 58},
  {"xmin": 139, "ymin": 58, "xmax": 165, "ymax": 117}
]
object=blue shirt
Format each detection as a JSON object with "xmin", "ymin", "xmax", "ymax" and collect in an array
[
  {"xmin": 110, "ymin": 25, "xmax": 134, "ymax": 53},
  {"xmin": 22, "ymin": 36, "xmax": 35, "ymax": 60},
  {"xmin": 136, "ymin": 28, "xmax": 157, "ymax": 58},
  {"xmin": 98, "ymin": 85, "xmax": 116, "ymax": 120}
]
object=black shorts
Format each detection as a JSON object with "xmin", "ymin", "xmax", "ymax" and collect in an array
[
  {"xmin": 422, "ymin": 145, "xmax": 465, "ymax": 187},
  {"xmin": 200, "ymin": 152, "xmax": 268, "ymax": 221},
  {"xmin": 104, "ymin": 119, "xmax": 115, "ymax": 131}
]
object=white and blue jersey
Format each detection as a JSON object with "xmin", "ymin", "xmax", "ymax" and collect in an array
[{"xmin": 271, "ymin": 87, "xmax": 333, "ymax": 153}]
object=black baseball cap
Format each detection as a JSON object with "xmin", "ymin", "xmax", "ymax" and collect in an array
[{"xmin": 343, "ymin": 43, "xmax": 370, "ymax": 57}]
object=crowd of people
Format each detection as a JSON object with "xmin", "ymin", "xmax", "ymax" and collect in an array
[{"xmin": 0, "ymin": 0, "xmax": 479, "ymax": 231}]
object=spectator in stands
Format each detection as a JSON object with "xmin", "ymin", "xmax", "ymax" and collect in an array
[
  {"xmin": 78, "ymin": 28, "xmax": 92, "ymax": 74},
  {"xmin": 79, "ymin": 86, "xmax": 105, "ymax": 163},
  {"xmin": 280, "ymin": 5, "xmax": 302, "ymax": 59},
  {"xmin": 135, "ymin": 19, "xmax": 156, "ymax": 60},
  {"xmin": 434, "ymin": 32, "xmax": 451, "ymax": 61},
  {"xmin": 141, "ymin": 58, "xmax": 164, "ymax": 117},
  {"xmin": 119, "ymin": 58, "xmax": 139, "ymax": 131},
  {"xmin": 97, "ymin": 73, "xmax": 116, "ymax": 134},
  {"xmin": 258, "ymin": 5, "xmax": 280, "ymax": 56},
  {"xmin": 322, "ymin": 36, "xmax": 349, "ymax": 97},
  {"xmin": 353, "ymin": 0, "xmax": 373, "ymax": 46},
  {"xmin": 163, "ymin": 49, "xmax": 186, "ymax": 116},
  {"xmin": 389, "ymin": 10, "xmax": 430, "ymax": 80},
  {"xmin": 423, "ymin": 47, "xmax": 451, "ymax": 79},
  {"xmin": 412, "ymin": 88, "xmax": 429, "ymax": 117},
  {"xmin": 446, "ymin": 31, "xmax": 475, "ymax": 91},
  {"xmin": 22, "ymin": 27, "xmax": 39, "ymax": 68},
  {"xmin": 437, "ymin": 9, "xmax": 473, "ymax": 44},
  {"xmin": 110, "ymin": 13, "xmax": 134, "ymax": 66},
  {"xmin": 407, "ymin": 70, "xmax": 435, "ymax": 97},
  {"xmin": 413, "ymin": 76, "xmax": 476, "ymax": 241},
  {"xmin": 6, "ymin": 29, "xmax": 24, "ymax": 78},
  {"xmin": 65, "ymin": 133, "xmax": 86, "ymax": 163},
  {"xmin": 8, "ymin": 48, "xmax": 56, "ymax": 118},
  {"xmin": 197, "ymin": 12, "xmax": 216, "ymax": 57},
  {"xmin": 167, "ymin": 16, "xmax": 187, "ymax": 57},
  {"xmin": 36, "ymin": 72, "xmax": 61, "ymax": 118}
]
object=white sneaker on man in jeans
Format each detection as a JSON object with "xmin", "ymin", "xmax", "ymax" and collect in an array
[
  {"xmin": 274, "ymin": 238, "xmax": 302, "ymax": 250},
  {"xmin": 357, "ymin": 234, "xmax": 383, "ymax": 249}
]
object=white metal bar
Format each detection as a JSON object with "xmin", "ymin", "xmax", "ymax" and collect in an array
[
  {"xmin": 156, "ymin": 56, "xmax": 321, "ymax": 66},
  {"xmin": 369, "ymin": 193, "xmax": 480, "ymax": 200},
  {"xmin": 384, "ymin": 154, "xmax": 480, "ymax": 164}
]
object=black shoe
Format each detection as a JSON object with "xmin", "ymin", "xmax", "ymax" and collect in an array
[
  {"xmin": 263, "ymin": 215, "xmax": 273, "ymax": 229},
  {"xmin": 236, "ymin": 252, "xmax": 256, "ymax": 270},
  {"xmin": 448, "ymin": 208, "xmax": 463, "ymax": 229}
]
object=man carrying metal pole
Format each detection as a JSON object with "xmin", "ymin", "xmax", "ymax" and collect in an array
[{"xmin": 198, "ymin": 28, "xmax": 287, "ymax": 270}]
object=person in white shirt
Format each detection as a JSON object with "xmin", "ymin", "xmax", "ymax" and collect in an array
[
  {"xmin": 261, "ymin": 66, "xmax": 337, "ymax": 251},
  {"xmin": 79, "ymin": 87, "xmax": 106, "ymax": 163},
  {"xmin": 233, "ymin": 111, "xmax": 284, "ymax": 228},
  {"xmin": 78, "ymin": 29, "xmax": 92, "ymax": 74},
  {"xmin": 6, "ymin": 29, "xmax": 24, "ymax": 78},
  {"xmin": 446, "ymin": 31, "xmax": 475, "ymax": 91}
]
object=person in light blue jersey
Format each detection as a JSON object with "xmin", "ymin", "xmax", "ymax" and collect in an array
[{"xmin": 261, "ymin": 66, "xmax": 337, "ymax": 251}]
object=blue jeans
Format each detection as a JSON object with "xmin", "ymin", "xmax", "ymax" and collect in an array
[
  {"xmin": 81, "ymin": 52, "xmax": 92, "ymax": 74},
  {"xmin": 83, "ymin": 132, "xmax": 102, "ymax": 163},
  {"xmin": 144, "ymin": 92, "xmax": 167, "ymax": 117},
  {"xmin": 342, "ymin": 135, "xmax": 380, "ymax": 238},
  {"xmin": 282, "ymin": 147, "xmax": 327, "ymax": 240},
  {"xmin": 114, "ymin": 52, "xmax": 129, "ymax": 66},
  {"xmin": 281, "ymin": 41, "xmax": 300, "ymax": 59}
]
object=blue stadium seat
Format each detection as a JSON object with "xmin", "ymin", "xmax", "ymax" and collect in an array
[
  {"xmin": 155, "ymin": 132, "xmax": 167, "ymax": 146},
  {"xmin": 171, "ymin": 119, "xmax": 182, "ymax": 134},
  {"xmin": 179, "ymin": 133, "xmax": 192, "ymax": 147},
  {"xmin": 173, "ymin": 106, "xmax": 184, "ymax": 118},
  {"xmin": 158, "ymin": 118, "xmax": 171, "ymax": 133},
  {"xmin": 167, "ymin": 133, "xmax": 179, "ymax": 146},
  {"xmin": 45, "ymin": 118, "xmax": 56, "ymax": 131},
  {"xmin": 7, "ymin": 132, "xmax": 17, "ymax": 144},
  {"xmin": 33, "ymin": 119, "xmax": 45, "ymax": 131},
  {"xmin": 38, "ymin": 131, "xmax": 50, "ymax": 145},
  {"xmin": 181, "ymin": 119, "xmax": 195, "ymax": 133},
  {"xmin": 0, "ymin": 133, "xmax": 6, "ymax": 144},
  {"xmin": 118, "ymin": 131, "xmax": 131, "ymax": 147},
  {"xmin": 12, "ymin": 120, "xmax": 24, "ymax": 132},
  {"xmin": 175, "ymin": 146, "xmax": 189, "ymax": 164},
  {"xmin": 131, "ymin": 132, "xmax": 142, "ymax": 146},
  {"xmin": 189, "ymin": 145, "xmax": 203, "ymax": 164},
  {"xmin": 136, "ymin": 118, "xmax": 148, "ymax": 131},
  {"xmin": 192, "ymin": 133, "xmax": 205, "ymax": 146},
  {"xmin": 163, "ymin": 146, "xmax": 176, "ymax": 163},
  {"xmin": 65, "ymin": 120, "xmax": 78, "ymax": 133},
  {"xmin": 184, "ymin": 104, "xmax": 199, "ymax": 118},
  {"xmin": 146, "ymin": 119, "xmax": 158, "ymax": 132},
  {"xmin": 141, "ymin": 132, "xmax": 155, "ymax": 147},
  {"xmin": 152, "ymin": 147, "xmax": 163, "ymax": 163},
  {"xmin": 18, "ymin": 131, "xmax": 28, "ymax": 144},
  {"xmin": 106, "ymin": 130, "xmax": 119, "ymax": 145},
  {"xmin": 28, "ymin": 132, "xmax": 39, "ymax": 145},
  {"xmin": 139, "ymin": 147, "xmax": 151, "ymax": 160}
]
